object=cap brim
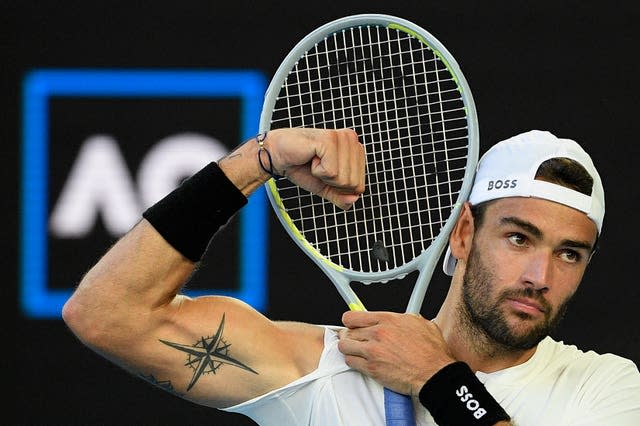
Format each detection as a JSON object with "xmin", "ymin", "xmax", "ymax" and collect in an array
[{"xmin": 443, "ymin": 245, "xmax": 456, "ymax": 276}]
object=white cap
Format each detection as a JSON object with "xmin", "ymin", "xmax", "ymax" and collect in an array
[{"xmin": 443, "ymin": 130, "xmax": 605, "ymax": 276}]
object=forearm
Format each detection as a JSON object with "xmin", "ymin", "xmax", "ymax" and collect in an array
[{"xmin": 63, "ymin": 156, "xmax": 254, "ymax": 345}]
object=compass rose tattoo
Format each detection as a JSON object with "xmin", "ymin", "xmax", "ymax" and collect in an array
[{"xmin": 159, "ymin": 313, "xmax": 258, "ymax": 391}]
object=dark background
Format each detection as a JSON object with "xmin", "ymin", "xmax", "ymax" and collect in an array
[{"xmin": 7, "ymin": 1, "xmax": 639, "ymax": 424}]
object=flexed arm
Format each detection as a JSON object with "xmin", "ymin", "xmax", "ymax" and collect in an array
[{"xmin": 62, "ymin": 128, "xmax": 365, "ymax": 408}]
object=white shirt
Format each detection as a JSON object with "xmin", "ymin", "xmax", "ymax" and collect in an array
[{"xmin": 223, "ymin": 327, "xmax": 640, "ymax": 425}]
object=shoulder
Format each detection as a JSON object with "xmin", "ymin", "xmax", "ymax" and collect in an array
[
  {"xmin": 537, "ymin": 336, "xmax": 640, "ymax": 385},
  {"xmin": 535, "ymin": 337, "xmax": 640, "ymax": 422},
  {"xmin": 486, "ymin": 338, "xmax": 640, "ymax": 424},
  {"xmin": 540, "ymin": 336, "xmax": 637, "ymax": 366}
]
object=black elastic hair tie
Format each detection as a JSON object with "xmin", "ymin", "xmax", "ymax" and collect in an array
[{"xmin": 256, "ymin": 132, "xmax": 285, "ymax": 180}]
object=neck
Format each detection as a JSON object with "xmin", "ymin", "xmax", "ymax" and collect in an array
[{"xmin": 434, "ymin": 279, "xmax": 539, "ymax": 373}]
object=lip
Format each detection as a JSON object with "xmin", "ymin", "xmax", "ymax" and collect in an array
[{"xmin": 506, "ymin": 297, "xmax": 546, "ymax": 315}]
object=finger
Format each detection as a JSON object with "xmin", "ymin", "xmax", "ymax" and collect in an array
[
  {"xmin": 346, "ymin": 130, "xmax": 366, "ymax": 194},
  {"xmin": 341, "ymin": 310, "xmax": 383, "ymax": 328},
  {"xmin": 337, "ymin": 335, "xmax": 369, "ymax": 358},
  {"xmin": 334, "ymin": 129, "xmax": 362, "ymax": 187},
  {"xmin": 321, "ymin": 190, "xmax": 360, "ymax": 211},
  {"xmin": 339, "ymin": 325, "xmax": 372, "ymax": 343},
  {"xmin": 311, "ymin": 130, "xmax": 340, "ymax": 180},
  {"xmin": 312, "ymin": 129, "xmax": 364, "ymax": 190},
  {"xmin": 281, "ymin": 128, "xmax": 365, "ymax": 210},
  {"xmin": 341, "ymin": 353, "xmax": 371, "ymax": 375},
  {"xmin": 339, "ymin": 129, "xmax": 366, "ymax": 193},
  {"xmin": 338, "ymin": 327, "xmax": 365, "ymax": 342}
]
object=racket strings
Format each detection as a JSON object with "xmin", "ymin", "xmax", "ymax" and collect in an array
[{"xmin": 271, "ymin": 24, "xmax": 469, "ymax": 275}]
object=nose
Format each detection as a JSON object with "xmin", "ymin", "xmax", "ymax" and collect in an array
[{"xmin": 521, "ymin": 249, "xmax": 552, "ymax": 292}]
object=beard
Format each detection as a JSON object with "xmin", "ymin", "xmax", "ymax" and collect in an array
[{"xmin": 460, "ymin": 243, "xmax": 572, "ymax": 350}]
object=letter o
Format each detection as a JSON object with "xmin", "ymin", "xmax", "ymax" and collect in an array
[{"xmin": 137, "ymin": 133, "xmax": 228, "ymax": 208}]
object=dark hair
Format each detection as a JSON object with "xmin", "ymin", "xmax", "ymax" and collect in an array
[{"xmin": 470, "ymin": 157, "xmax": 595, "ymax": 233}]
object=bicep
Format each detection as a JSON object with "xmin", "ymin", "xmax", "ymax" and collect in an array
[{"xmin": 104, "ymin": 294, "xmax": 324, "ymax": 408}]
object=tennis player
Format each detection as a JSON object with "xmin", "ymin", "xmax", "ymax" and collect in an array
[
  {"xmin": 63, "ymin": 128, "xmax": 640, "ymax": 425},
  {"xmin": 339, "ymin": 130, "xmax": 640, "ymax": 425}
]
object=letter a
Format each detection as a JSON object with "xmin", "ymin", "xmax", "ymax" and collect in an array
[{"xmin": 49, "ymin": 135, "xmax": 141, "ymax": 237}]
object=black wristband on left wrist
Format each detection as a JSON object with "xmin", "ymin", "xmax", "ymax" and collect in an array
[
  {"xmin": 142, "ymin": 162, "xmax": 247, "ymax": 262},
  {"xmin": 418, "ymin": 361, "xmax": 510, "ymax": 426}
]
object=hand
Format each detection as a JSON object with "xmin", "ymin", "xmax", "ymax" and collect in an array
[
  {"xmin": 267, "ymin": 128, "xmax": 365, "ymax": 210},
  {"xmin": 338, "ymin": 311, "xmax": 456, "ymax": 396}
]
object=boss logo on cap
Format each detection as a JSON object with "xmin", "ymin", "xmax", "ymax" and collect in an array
[{"xmin": 487, "ymin": 179, "xmax": 518, "ymax": 190}]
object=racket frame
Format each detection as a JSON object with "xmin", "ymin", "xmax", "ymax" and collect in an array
[{"xmin": 259, "ymin": 14, "xmax": 479, "ymax": 314}]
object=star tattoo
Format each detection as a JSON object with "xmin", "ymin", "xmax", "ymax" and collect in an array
[{"xmin": 159, "ymin": 313, "xmax": 258, "ymax": 391}]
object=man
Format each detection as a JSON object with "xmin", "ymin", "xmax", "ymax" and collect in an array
[
  {"xmin": 338, "ymin": 130, "xmax": 640, "ymax": 424},
  {"xmin": 63, "ymin": 128, "xmax": 640, "ymax": 425}
]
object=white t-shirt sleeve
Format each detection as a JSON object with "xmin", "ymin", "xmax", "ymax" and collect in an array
[
  {"xmin": 567, "ymin": 354, "xmax": 640, "ymax": 425},
  {"xmin": 480, "ymin": 338, "xmax": 640, "ymax": 425}
]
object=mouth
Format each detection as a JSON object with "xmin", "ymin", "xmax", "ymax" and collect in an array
[{"xmin": 505, "ymin": 297, "xmax": 547, "ymax": 316}]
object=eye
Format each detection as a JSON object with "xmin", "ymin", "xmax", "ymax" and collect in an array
[
  {"xmin": 559, "ymin": 249, "xmax": 582, "ymax": 264},
  {"xmin": 507, "ymin": 233, "xmax": 528, "ymax": 247}
]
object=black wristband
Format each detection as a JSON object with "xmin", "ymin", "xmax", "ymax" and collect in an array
[
  {"xmin": 419, "ymin": 362, "xmax": 510, "ymax": 426},
  {"xmin": 142, "ymin": 162, "xmax": 248, "ymax": 262}
]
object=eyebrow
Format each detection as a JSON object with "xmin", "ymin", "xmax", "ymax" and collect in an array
[{"xmin": 499, "ymin": 216, "xmax": 594, "ymax": 252}]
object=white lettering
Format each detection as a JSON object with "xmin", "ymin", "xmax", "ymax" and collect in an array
[
  {"xmin": 137, "ymin": 133, "xmax": 226, "ymax": 208},
  {"xmin": 50, "ymin": 133, "xmax": 228, "ymax": 238},
  {"xmin": 474, "ymin": 408, "xmax": 487, "ymax": 419},
  {"xmin": 456, "ymin": 384, "xmax": 488, "ymax": 418},
  {"xmin": 455, "ymin": 385, "xmax": 468, "ymax": 397},
  {"xmin": 49, "ymin": 135, "xmax": 140, "ymax": 237},
  {"xmin": 466, "ymin": 399, "xmax": 480, "ymax": 410}
]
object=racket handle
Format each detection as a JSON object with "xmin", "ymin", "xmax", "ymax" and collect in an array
[{"xmin": 384, "ymin": 387, "xmax": 416, "ymax": 426}]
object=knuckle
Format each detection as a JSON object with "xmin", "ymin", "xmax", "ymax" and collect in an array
[
  {"xmin": 346, "ymin": 128, "xmax": 358, "ymax": 139},
  {"xmin": 324, "ymin": 167, "xmax": 339, "ymax": 180},
  {"xmin": 338, "ymin": 128, "xmax": 356, "ymax": 137},
  {"xmin": 342, "ymin": 355, "xmax": 355, "ymax": 368},
  {"xmin": 368, "ymin": 344, "xmax": 384, "ymax": 359},
  {"xmin": 370, "ymin": 327, "xmax": 386, "ymax": 341}
]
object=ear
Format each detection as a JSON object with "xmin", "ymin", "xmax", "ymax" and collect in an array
[{"xmin": 449, "ymin": 202, "xmax": 475, "ymax": 267}]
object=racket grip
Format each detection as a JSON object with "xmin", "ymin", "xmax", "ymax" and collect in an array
[{"xmin": 384, "ymin": 387, "xmax": 416, "ymax": 426}]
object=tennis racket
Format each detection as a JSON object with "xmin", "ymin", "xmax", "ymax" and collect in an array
[{"xmin": 259, "ymin": 14, "xmax": 479, "ymax": 425}]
